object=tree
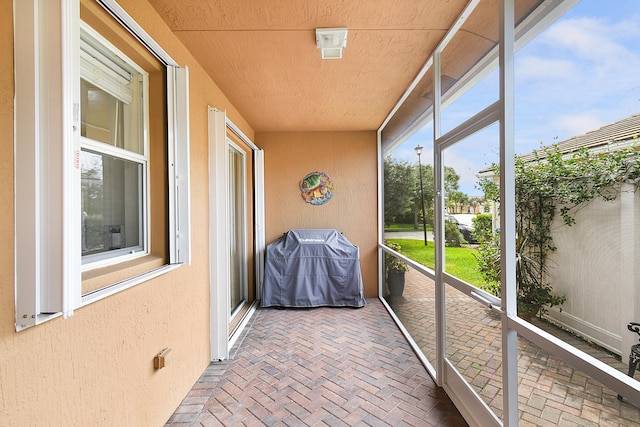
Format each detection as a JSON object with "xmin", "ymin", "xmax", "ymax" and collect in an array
[
  {"xmin": 411, "ymin": 164, "xmax": 462, "ymax": 226},
  {"xmin": 443, "ymin": 167, "xmax": 461, "ymax": 213},
  {"xmin": 384, "ymin": 155, "xmax": 467, "ymax": 228},
  {"xmin": 448, "ymin": 190, "xmax": 468, "ymax": 214},
  {"xmin": 383, "ymin": 156, "xmax": 415, "ymax": 225},
  {"xmin": 444, "ymin": 166, "xmax": 460, "ymax": 195},
  {"xmin": 468, "ymin": 195, "xmax": 484, "ymax": 214}
]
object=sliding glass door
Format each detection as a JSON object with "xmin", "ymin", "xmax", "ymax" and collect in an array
[{"xmin": 228, "ymin": 142, "xmax": 247, "ymax": 320}]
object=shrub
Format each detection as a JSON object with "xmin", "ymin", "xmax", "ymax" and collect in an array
[
  {"xmin": 472, "ymin": 213, "xmax": 493, "ymax": 244},
  {"xmin": 474, "ymin": 234, "xmax": 501, "ymax": 296},
  {"xmin": 444, "ymin": 220, "xmax": 464, "ymax": 247}
]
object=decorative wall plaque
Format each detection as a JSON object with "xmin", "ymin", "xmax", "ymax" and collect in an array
[{"xmin": 300, "ymin": 171, "xmax": 334, "ymax": 205}]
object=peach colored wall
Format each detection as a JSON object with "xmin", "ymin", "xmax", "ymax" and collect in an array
[
  {"xmin": 256, "ymin": 132, "xmax": 379, "ymax": 297},
  {"xmin": 0, "ymin": 1, "xmax": 253, "ymax": 425}
]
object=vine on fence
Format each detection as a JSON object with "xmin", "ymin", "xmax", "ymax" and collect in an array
[{"xmin": 476, "ymin": 140, "xmax": 639, "ymax": 316}]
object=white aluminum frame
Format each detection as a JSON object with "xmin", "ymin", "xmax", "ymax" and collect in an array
[
  {"xmin": 498, "ymin": 2, "xmax": 518, "ymax": 424},
  {"xmin": 377, "ymin": 0, "xmax": 640, "ymax": 424},
  {"xmin": 253, "ymin": 150, "xmax": 266, "ymax": 302},
  {"xmin": 208, "ymin": 107, "xmax": 230, "ymax": 361},
  {"xmin": 167, "ymin": 65, "xmax": 191, "ymax": 265},
  {"xmin": 14, "ymin": 0, "xmax": 80, "ymax": 329},
  {"xmin": 208, "ymin": 108, "xmax": 264, "ymax": 361}
]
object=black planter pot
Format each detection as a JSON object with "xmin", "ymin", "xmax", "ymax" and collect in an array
[{"xmin": 388, "ymin": 270, "xmax": 406, "ymax": 296}]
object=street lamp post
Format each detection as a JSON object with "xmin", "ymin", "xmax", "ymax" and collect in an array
[{"xmin": 415, "ymin": 145, "xmax": 428, "ymax": 246}]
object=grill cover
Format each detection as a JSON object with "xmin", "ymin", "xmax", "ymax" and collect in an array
[{"xmin": 262, "ymin": 229, "xmax": 366, "ymax": 308}]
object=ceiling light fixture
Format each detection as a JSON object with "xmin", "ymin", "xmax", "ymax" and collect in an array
[{"xmin": 315, "ymin": 27, "xmax": 348, "ymax": 59}]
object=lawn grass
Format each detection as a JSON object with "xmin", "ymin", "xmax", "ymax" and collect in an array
[{"xmin": 386, "ymin": 238, "xmax": 485, "ymax": 287}]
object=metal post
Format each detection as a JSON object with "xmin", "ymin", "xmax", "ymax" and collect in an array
[{"xmin": 415, "ymin": 145, "xmax": 428, "ymax": 246}]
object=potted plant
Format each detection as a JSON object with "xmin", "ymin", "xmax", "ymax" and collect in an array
[{"xmin": 384, "ymin": 240, "xmax": 410, "ymax": 296}]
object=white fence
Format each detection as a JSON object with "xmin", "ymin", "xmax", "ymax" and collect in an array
[{"xmin": 546, "ymin": 182, "xmax": 639, "ymax": 358}]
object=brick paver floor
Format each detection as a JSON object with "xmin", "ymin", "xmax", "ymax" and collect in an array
[
  {"xmin": 166, "ymin": 299, "xmax": 468, "ymax": 426},
  {"xmin": 386, "ymin": 268, "xmax": 640, "ymax": 426},
  {"xmin": 166, "ymin": 268, "xmax": 640, "ymax": 426}
]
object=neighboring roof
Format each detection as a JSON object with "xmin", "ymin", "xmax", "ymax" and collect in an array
[
  {"xmin": 479, "ymin": 113, "xmax": 640, "ymax": 175},
  {"xmin": 518, "ymin": 113, "xmax": 640, "ymax": 163}
]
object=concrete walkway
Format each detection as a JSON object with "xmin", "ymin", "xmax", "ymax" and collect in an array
[{"xmin": 383, "ymin": 230, "xmax": 432, "ymax": 241}]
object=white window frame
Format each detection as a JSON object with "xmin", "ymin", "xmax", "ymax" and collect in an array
[
  {"xmin": 79, "ymin": 22, "xmax": 150, "ymax": 269},
  {"xmin": 14, "ymin": 0, "xmax": 190, "ymax": 331}
]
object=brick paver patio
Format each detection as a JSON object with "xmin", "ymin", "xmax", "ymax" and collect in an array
[
  {"xmin": 166, "ymin": 268, "xmax": 639, "ymax": 426},
  {"xmin": 386, "ymin": 268, "xmax": 640, "ymax": 426},
  {"xmin": 166, "ymin": 299, "xmax": 467, "ymax": 426}
]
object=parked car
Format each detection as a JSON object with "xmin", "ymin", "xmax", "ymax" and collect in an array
[{"xmin": 445, "ymin": 214, "xmax": 477, "ymax": 243}]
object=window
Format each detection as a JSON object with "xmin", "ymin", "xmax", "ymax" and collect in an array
[
  {"xmin": 14, "ymin": 0, "xmax": 190, "ymax": 330},
  {"xmin": 80, "ymin": 25, "xmax": 148, "ymax": 267}
]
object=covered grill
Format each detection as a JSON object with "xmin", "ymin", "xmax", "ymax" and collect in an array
[{"xmin": 261, "ymin": 229, "xmax": 366, "ymax": 308}]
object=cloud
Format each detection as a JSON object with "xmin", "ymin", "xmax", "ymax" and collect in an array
[
  {"xmin": 553, "ymin": 112, "xmax": 605, "ymax": 137},
  {"xmin": 541, "ymin": 17, "xmax": 629, "ymax": 60},
  {"xmin": 520, "ymin": 15, "xmax": 640, "ymax": 92},
  {"xmin": 516, "ymin": 56, "xmax": 577, "ymax": 81},
  {"xmin": 513, "ymin": 8, "xmax": 640, "ymax": 151}
]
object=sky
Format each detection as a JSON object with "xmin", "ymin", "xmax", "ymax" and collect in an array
[{"xmin": 389, "ymin": 0, "xmax": 640, "ymax": 196}]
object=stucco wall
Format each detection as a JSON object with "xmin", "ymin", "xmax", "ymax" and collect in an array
[
  {"xmin": 257, "ymin": 131, "xmax": 379, "ymax": 298},
  {"xmin": 1, "ymin": 0, "xmax": 254, "ymax": 425}
]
